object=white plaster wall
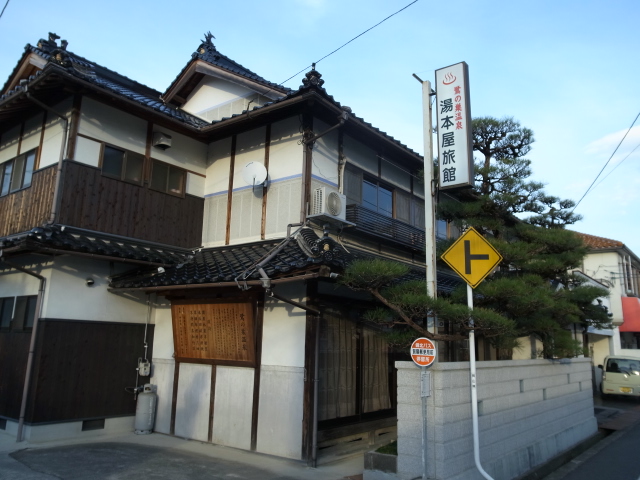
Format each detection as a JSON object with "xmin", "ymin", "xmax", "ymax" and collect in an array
[
  {"xmin": 21, "ymin": 113, "xmax": 44, "ymax": 153},
  {"xmin": 186, "ymin": 172, "xmax": 205, "ymax": 198},
  {"xmin": 0, "ymin": 256, "xmax": 45, "ymax": 298},
  {"xmin": 264, "ymin": 117, "xmax": 304, "ymax": 238},
  {"xmin": 44, "ymin": 256, "xmax": 147, "ymax": 322},
  {"xmin": 151, "ymin": 358, "xmax": 175, "ymax": 435},
  {"xmin": 175, "ymin": 363, "xmax": 212, "ymax": 442},
  {"xmin": 212, "ymin": 366, "xmax": 254, "ymax": 450},
  {"xmin": 74, "ymin": 135, "xmax": 101, "ymax": 167},
  {"xmin": 256, "ymin": 365, "xmax": 304, "ymax": 459},
  {"xmin": 183, "ymin": 77, "xmax": 255, "ymax": 116},
  {"xmin": 202, "ymin": 137, "xmax": 232, "ymax": 247},
  {"xmin": 344, "ymin": 134, "xmax": 377, "ymax": 175},
  {"xmin": 150, "ymin": 124, "xmax": 207, "ymax": 175},
  {"xmin": 0, "ymin": 124, "xmax": 21, "ymax": 162},
  {"xmin": 269, "ymin": 117, "xmax": 303, "ymax": 179},
  {"xmin": 78, "ymin": 97, "xmax": 147, "ymax": 155},
  {"xmin": 205, "ymin": 137, "xmax": 232, "ymax": 196},
  {"xmin": 229, "ymin": 126, "xmax": 267, "ymax": 243},
  {"xmin": 312, "ymin": 118, "xmax": 339, "ymax": 187},
  {"xmin": 582, "ymin": 251, "xmax": 623, "ymax": 323},
  {"xmin": 261, "ymin": 282, "xmax": 307, "ymax": 367},
  {"xmin": 151, "ymin": 298, "xmax": 174, "ymax": 359},
  {"xmin": 40, "ymin": 97, "xmax": 72, "ymax": 168},
  {"xmin": 396, "ymin": 359, "xmax": 597, "ymax": 480}
]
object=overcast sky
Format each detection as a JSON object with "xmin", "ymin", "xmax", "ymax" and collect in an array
[{"xmin": 1, "ymin": 0, "xmax": 638, "ymax": 255}]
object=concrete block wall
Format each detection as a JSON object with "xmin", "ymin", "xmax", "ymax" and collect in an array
[{"xmin": 396, "ymin": 359, "xmax": 597, "ymax": 480}]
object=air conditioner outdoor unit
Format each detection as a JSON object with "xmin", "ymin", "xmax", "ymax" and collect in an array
[{"xmin": 311, "ymin": 187, "xmax": 346, "ymax": 221}]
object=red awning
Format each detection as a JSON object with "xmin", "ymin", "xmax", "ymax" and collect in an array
[{"xmin": 620, "ymin": 297, "xmax": 640, "ymax": 332}]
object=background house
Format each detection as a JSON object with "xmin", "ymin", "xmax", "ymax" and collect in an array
[{"xmin": 573, "ymin": 232, "xmax": 640, "ymax": 373}]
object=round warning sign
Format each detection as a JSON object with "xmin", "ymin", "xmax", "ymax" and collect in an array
[{"xmin": 411, "ymin": 337, "xmax": 436, "ymax": 367}]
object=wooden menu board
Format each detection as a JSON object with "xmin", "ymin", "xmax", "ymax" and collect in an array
[{"xmin": 171, "ymin": 300, "xmax": 255, "ymax": 365}]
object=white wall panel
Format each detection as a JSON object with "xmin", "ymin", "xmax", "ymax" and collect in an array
[
  {"xmin": 0, "ymin": 124, "xmax": 21, "ymax": 162},
  {"xmin": 312, "ymin": 118, "xmax": 339, "ymax": 187},
  {"xmin": 45, "ymin": 256, "xmax": 147, "ymax": 322},
  {"xmin": 183, "ymin": 77, "xmax": 254, "ymax": 116},
  {"xmin": 186, "ymin": 172, "xmax": 205, "ymax": 197},
  {"xmin": 39, "ymin": 97, "xmax": 72, "ymax": 168},
  {"xmin": 269, "ymin": 116, "xmax": 303, "ymax": 179},
  {"xmin": 202, "ymin": 194, "xmax": 228, "ymax": 247},
  {"xmin": 0, "ymin": 255, "xmax": 47, "ymax": 298},
  {"xmin": 150, "ymin": 125, "xmax": 207, "ymax": 174},
  {"xmin": 20, "ymin": 113, "xmax": 44, "ymax": 153},
  {"xmin": 212, "ymin": 366, "xmax": 254, "ymax": 449},
  {"xmin": 175, "ymin": 363, "xmax": 212, "ymax": 442},
  {"xmin": 229, "ymin": 188, "xmax": 262, "ymax": 243},
  {"xmin": 262, "ymin": 282, "xmax": 307, "ymax": 367},
  {"xmin": 205, "ymin": 137, "xmax": 232, "ymax": 196},
  {"xmin": 74, "ymin": 136, "xmax": 101, "ymax": 167},
  {"xmin": 264, "ymin": 178, "xmax": 302, "ymax": 238},
  {"xmin": 151, "ymin": 298, "xmax": 174, "ymax": 359},
  {"xmin": 256, "ymin": 365, "xmax": 304, "ymax": 459},
  {"xmin": 151, "ymin": 358, "xmax": 175, "ymax": 435},
  {"xmin": 228, "ymin": 127, "xmax": 266, "ymax": 244},
  {"xmin": 79, "ymin": 97, "xmax": 147, "ymax": 154}
]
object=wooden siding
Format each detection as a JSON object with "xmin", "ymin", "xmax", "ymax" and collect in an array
[
  {"xmin": 57, "ymin": 161, "xmax": 203, "ymax": 248},
  {"xmin": 0, "ymin": 165, "xmax": 56, "ymax": 237},
  {"xmin": 0, "ymin": 331, "xmax": 31, "ymax": 419},
  {"xmin": 25, "ymin": 319, "xmax": 154, "ymax": 424}
]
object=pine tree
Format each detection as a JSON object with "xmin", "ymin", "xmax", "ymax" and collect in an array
[{"xmin": 341, "ymin": 116, "xmax": 611, "ymax": 357}]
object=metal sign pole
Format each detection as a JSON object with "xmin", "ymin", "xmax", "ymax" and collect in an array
[
  {"xmin": 467, "ymin": 284, "xmax": 493, "ymax": 480},
  {"xmin": 421, "ymin": 367, "xmax": 429, "ymax": 480}
]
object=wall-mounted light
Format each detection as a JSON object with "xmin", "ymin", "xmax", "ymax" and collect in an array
[{"xmin": 86, "ymin": 277, "xmax": 95, "ymax": 287}]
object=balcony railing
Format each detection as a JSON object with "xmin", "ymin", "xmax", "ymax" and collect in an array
[{"xmin": 345, "ymin": 204, "xmax": 426, "ymax": 250}]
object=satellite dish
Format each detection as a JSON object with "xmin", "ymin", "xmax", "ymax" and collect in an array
[{"xmin": 242, "ymin": 162, "xmax": 268, "ymax": 188}]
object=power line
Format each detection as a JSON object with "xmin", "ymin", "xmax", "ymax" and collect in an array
[
  {"xmin": 572, "ymin": 111, "xmax": 640, "ymax": 213},
  {"xmin": 279, "ymin": 0, "xmax": 419, "ymax": 86},
  {"xmin": 0, "ymin": 0, "xmax": 11, "ymax": 20},
  {"xmin": 591, "ymin": 141, "xmax": 640, "ymax": 192}
]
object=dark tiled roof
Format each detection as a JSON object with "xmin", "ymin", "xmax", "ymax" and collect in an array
[
  {"xmin": 109, "ymin": 227, "xmax": 462, "ymax": 293},
  {"xmin": 202, "ymin": 69, "xmax": 422, "ymax": 159},
  {"xmin": 165, "ymin": 34, "xmax": 292, "ymax": 98},
  {"xmin": 4, "ymin": 35, "xmax": 422, "ymax": 160},
  {"xmin": 1, "ymin": 36, "xmax": 208, "ymax": 128},
  {"xmin": 573, "ymin": 231, "xmax": 625, "ymax": 250},
  {"xmin": 0, "ymin": 225, "xmax": 192, "ymax": 265}
]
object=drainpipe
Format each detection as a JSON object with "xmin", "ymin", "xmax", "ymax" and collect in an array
[
  {"xmin": 0, "ymin": 253, "xmax": 46, "ymax": 443},
  {"xmin": 25, "ymin": 91, "xmax": 69, "ymax": 225},
  {"xmin": 303, "ymin": 110, "xmax": 350, "ymax": 146}
]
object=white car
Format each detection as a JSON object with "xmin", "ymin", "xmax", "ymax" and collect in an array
[{"xmin": 599, "ymin": 355, "xmax": 640, "ymax": 397}]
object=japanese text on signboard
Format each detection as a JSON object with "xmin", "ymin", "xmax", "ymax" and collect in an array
[{"xmin": 435, "ymin": 62, "xmax": 473, "ymax": 190}]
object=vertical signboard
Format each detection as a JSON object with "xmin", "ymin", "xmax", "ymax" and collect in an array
[{"xmin": 435, "ymin": 62, "xmax": 473, "ymax": 190}]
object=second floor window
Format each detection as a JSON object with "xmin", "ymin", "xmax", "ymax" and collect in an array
[
  {"xmin": 101, "ymin": 145, "xmax": 144, "ymax": 185},
  {"xmin": 0, "ymin": 149, "xmax": 36, "ymax": 196},
  {"xmin": 150, "ymin": 159, "xmax": 185, "ymax": 196},
  {"xmin": 363, "ymin": 178, "xmax": 393, "ymax": 217}
]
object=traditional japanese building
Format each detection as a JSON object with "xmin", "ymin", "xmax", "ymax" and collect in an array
[{"xmin": 0, "ymin": 33, "xmax": 460, "ymax": 462}]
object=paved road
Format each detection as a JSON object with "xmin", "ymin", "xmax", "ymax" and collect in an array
[
  {"xmin": 0, "ymin": 432, "xmax": 363, "ymax": 480},
  {"xmin": 554, "ymin": 424, "xmax": 640, "ymax": 480}
]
